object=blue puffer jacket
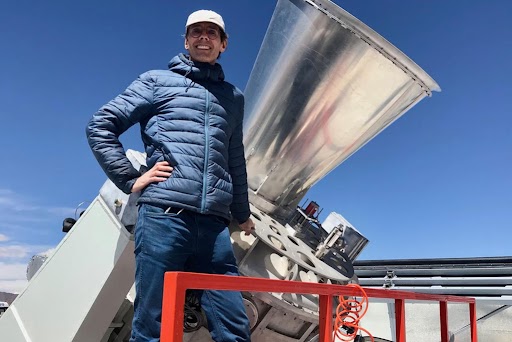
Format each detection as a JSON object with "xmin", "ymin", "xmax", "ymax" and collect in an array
[{"xmin": 86, "ymin": 53, "xmax": 250, "ymax": 223}]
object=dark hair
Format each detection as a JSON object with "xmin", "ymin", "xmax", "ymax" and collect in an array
[{"xmin": 219, "ymin": 30, "xmax": 228, "ymax": 42}]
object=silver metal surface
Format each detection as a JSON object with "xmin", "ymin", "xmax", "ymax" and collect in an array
[
  {"xmin": 356, "ymin": 267, "xmax": 512, "ymax": 277},
  {"xmin": 314, "ymin": 224, "xmax": 343, "ymax": 259},
  {"xmin": 387, "ymin": 286, "xmax": 512, "ymax": 296},
  {"xmin": 244, "ymin": 0, "xmax": 440, "ymax": 217},
  {"xmin": 321, "ymin": 212, "xmax": 369, "ymax": 261},
  {"xmin": 361, "ymin": 276, "xmax": 512, "ymax": 287},
  {"xmin": 340, "ymin": 226, "xmax": 369, "ymax": 261},
  {"xmin": 355, "ymin": 257, "xmax": 512, "ymax": 305},
  {"xmin": 237, "ymin": 204, "xmax": 352, "ymax": 283}
]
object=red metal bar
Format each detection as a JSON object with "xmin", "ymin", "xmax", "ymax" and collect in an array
[
  {"xmin": 395, "ymin": 298, "xmax": 406, "ymax": 342},
  {"xmin": 160, "ymin": 272, "xmax": 477, "ymax": 341},
  {"xmin": 470, "ymin": 302, "xmax": 478, "ymax": 342},
  {"xmin": 318, "ymin": 294, "xmax": 333, "ymax": 342},
  {"xmin": 160, "ymin": 272, "xmax": 186, "ymax": 342},
  {"xmin": 439, "ymin": 301, "xmax": 449, "ymax": 342},
  {"xmin": 162, "ymin": 272, "xmax": 477, "ymax": 303}
]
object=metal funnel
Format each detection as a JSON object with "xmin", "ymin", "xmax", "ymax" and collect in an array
[{"xmin": 243, "ymin": 0, "xmax": 440, "ymax": 218}]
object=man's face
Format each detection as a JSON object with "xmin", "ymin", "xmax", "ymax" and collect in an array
[{"xmin": 185, "ymin": 22, "xmax": 227, "ymax": 65}]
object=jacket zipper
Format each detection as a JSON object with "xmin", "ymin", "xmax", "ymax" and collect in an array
[{"xmin": 201, "ymin": 90, "xmax": 210, "ymax": 213}]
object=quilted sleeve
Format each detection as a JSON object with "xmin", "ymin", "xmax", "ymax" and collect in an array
[
  {"xmin": 228, "ymin": 94, "xmax": 251, "ymax": 223},
  {"xmin": 86, "ymin": 72, "xmax": 154, "ymax": 194}
]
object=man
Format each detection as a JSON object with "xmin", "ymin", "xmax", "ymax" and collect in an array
[{"xmin": 86, "ymin": 9, "xmax": 254, "ymax": 342}]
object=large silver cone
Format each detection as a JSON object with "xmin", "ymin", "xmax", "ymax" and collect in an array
[{"xmin": 243, "ymin": 0, "xmax": 440, "ymax": 218}]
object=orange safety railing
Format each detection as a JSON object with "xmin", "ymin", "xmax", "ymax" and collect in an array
[{"xmin": 160, "ymin": 272, "xmax": 478, "ymax": 342}]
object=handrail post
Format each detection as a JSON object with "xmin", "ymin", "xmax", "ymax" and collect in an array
[
  {"xmin": 319, "ymin": 294, "xmax": 333, "ymax": 342},
  {"xmin": 469, "ymin": 302, "xmax": 478, "ymax": 342},
  {"xmin": 158, "ymin": 272, "xmax": 478, "ymax": 342},
  {"xmin": 439, "ymin": 301, "xmax": 449, "ymax": 342},
  {"xmin": 160, "ymin": 273, "xmax": 186, "ymax": 342},
  {"xmin": 395, "ymin": 299, "xmax": 406, "ymax": 342}
]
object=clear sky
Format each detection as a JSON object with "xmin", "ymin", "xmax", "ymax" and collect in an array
[{"xmin": 0, "ymin": 0, "xmax": 510, "ymax": 293}]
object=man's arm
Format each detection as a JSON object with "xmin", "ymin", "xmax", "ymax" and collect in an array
[
  {"xmin": 228, "ymin": 95, "xmax": 254, "ymax": 234},
  {"xmin": 86, "ymin": 72, "xmax": 154, "ymax": 194}
]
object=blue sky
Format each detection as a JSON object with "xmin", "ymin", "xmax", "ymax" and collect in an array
[{"xmin": 0, "ymin": 0, "xmax": 510, "ymax": 293}]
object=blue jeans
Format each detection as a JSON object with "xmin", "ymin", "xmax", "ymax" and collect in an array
[{"xmin": 130, "ymin": 204, "xmax": 251, "ymax": 342}]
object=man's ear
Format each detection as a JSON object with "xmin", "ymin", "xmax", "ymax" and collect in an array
[
  {"xmin": 220, "ymin": 39, "xmax": 228, "ymax": 53},
  {"xmin": 184, "ymin": 38, "xmax": 190, "ymax": 51}
]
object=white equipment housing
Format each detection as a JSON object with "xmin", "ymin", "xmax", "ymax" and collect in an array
[{"xmin": 0, "ymin": 150, "xmax": 145, "ymax": 341}]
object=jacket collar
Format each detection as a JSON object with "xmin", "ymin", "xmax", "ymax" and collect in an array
[{"xmin": 168, "ymin": 53, "xmax": 225, "ymax": 82}]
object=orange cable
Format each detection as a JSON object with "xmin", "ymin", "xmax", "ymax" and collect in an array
[{"xmin": 333, "ymin": 284, "xmax": 374, "ymax": 342}]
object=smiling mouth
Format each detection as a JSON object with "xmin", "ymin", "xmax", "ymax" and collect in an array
[{"xmin": 196, "ymin": 45, "xmax": 211, "ymax": 50}]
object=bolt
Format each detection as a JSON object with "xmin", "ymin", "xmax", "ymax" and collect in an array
[{"xmin": 114, "ymin": 199, "xmax": 123, "ymax": 208}]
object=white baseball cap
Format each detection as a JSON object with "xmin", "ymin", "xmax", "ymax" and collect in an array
[{"xmin": 186, "ymin": 10, "xmax": 225, "ymax": 33}]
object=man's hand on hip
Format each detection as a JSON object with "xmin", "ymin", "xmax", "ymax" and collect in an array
[
  {"xmin": 131, "ymin": 161, "xmax": 173, "ymax": 193},
  {"xmin": 239, "ymin": 218, "xmax": 255, "ymax": 236}
]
